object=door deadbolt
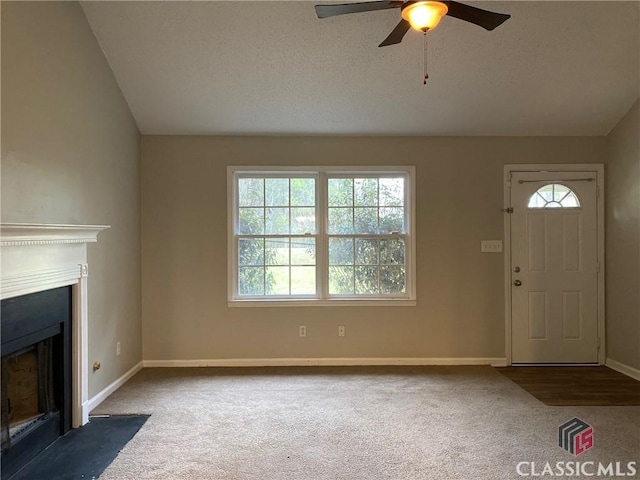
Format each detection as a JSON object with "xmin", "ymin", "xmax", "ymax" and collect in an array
[
  {"xmin": 513, "ymin": 280, "xmax": 522, "ymax": 286},
  {"xmin": 513, "ymin": 266, "xmax": 520, "ymax": 273}
]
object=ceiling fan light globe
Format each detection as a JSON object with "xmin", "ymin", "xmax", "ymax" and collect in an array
[{"xmin": 401, "ymin": 1, "xmax": 448, "ymax": 32}]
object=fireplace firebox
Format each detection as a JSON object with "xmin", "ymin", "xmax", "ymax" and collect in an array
[{"xmin": 1, "ymin": 286, "xmax": 72, "ymax": 479}]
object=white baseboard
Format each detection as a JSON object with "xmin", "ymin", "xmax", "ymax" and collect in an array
[
  {"xmin": 489, "ymin": 358, "xmax": 508, "ymax": 367},
  {"xmin": 86, "ymin": 361, "xmax": 143, "ymax": 414},
  {"xmin": 605, "ymin": 358, "xmax": 640, "ymax": 381},
  {"xmin": 142, "ymin": 357, "xmax": 507, "ymax": 368}
]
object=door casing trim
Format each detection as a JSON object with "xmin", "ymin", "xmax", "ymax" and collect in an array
[{"xmin": 503, "ymin": 164, "xmax": 605, "ymax": 366}]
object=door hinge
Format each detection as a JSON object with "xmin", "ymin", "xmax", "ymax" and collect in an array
[
  {"xmin": 596, "ymin": 262, "xmax": 600, "ymax": 272},
  {"xmin": 597, "ymin": 337, "xmax": 601, "ymax": 349},
  {"xmin": 501, "ymin": 207, "xmax": 514, "ymax": 214}
]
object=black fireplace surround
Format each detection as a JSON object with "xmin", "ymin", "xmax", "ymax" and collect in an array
[{"xmin": 1, "ymin": 287, "xmax": 72, "ymax": 479}]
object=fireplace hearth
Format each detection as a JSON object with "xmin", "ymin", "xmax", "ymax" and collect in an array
[{"xmin": 1, "ymin": 287, "xmax": 72, "ymax": 479}]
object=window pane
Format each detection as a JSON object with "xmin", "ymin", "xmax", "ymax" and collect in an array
[
  {"xmin": 239, "ymin": 267, "xmax": 264, "ymax": 295},
  {"xmin": 238, "ymin": 238, "xmax": 264, "ymax": 266},
  {"xmin": 537, "ymin": 185, "xmax": 554, "ymax": 202},
  {"xmin": 238, "ymin": 208, "xmax": 264, "ymax": 234},
  {"xmin": 561, "ymin": 193, "xmax": 579, "ymax": 207},
  {"xmin": 380, "ymin": 266, "xmax": 405, "ymax": 294},
  {"xmin": 379, "ymin": 207, "xmax": 404, "ymax": 233},
  {"xmin": 266, "ymin": 238, "xmax": 289, "ymax": 265},
  {"xmin": 553, "ymin": 184, "xmax": 570, "ymax": 202},
  {"xmin": 354, "ymin": 178, "xmax": 378, "ymax": 206},
  {"xmin": 355, "ymin": 238, "xmax": 378, "ymax": 265},
  {"xmin": 291, "ymin": 207, "xmax": 316, "ymax": 234},
  {"xmin": 328, "ymin": 208, "xmax": 353, "ymax": 234},
  {"xmin": 266, "ymin": 267, "xmax": 289, "ymax": 295},
  {"xmin": 528, "ymin": 193, "xmax": 547, "ymax": 208},
  {"xmin": 265, "ymin": 178, "xmax": 289, "ymax": 206},
  {"xmin": 380, "ymin": 238, "xmax": 405, "ymax": 265},
  {"xmin": 354, "ymin": 207, "xmax": 378, "ymax": 234},
  {"xmin": 291, "ymin": 178, "xmax": 315, "ymax": 206},
  {"xmin": 329, "ymin": 266, "xmax": 354, "ymax": 294},
  {"xmin": 238, "ymin": 178, "xmax": 264, "ymax": 207},
  {"xmin": 291, "ymin": 267, "xmax": 316, "ymax": 295},
  {"xmin": 329, "ymin": 238, "xmax": 354, "ymax": 265},
  {"xmin": 265, "ymin": 208, "xmax": 290, "ymax": 234},
  {"xmin": 291, "ymin": 238, "xmax": 315, "ymax": 265},
  {"xmin": 328, "ymin": 178, "xmax": 353, "ymax": 206},
  {"xmin": 379, "ymin": 178, "xmax": 404, "ymax": 207},
  {"xmin": 528, "ymin": 184, "xmax": 581, "ymax": 209},
  {"xmin": 355, "ymin": 266, "xmax": 378, "ymax": 294}
]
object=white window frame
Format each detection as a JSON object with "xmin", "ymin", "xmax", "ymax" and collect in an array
[{"xmin": 227, "ymin": 166, "xmax": 416, "ymax": 307}]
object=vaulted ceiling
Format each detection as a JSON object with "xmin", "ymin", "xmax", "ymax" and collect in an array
[{"xmin": 81, "ymin": 1, "xmax": 639, "ymax": 136}]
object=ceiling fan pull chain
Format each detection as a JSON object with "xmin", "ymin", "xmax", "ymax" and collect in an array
[{"xmin": 423, "ymin": 31, "xmax": 429, "ymax": 84}]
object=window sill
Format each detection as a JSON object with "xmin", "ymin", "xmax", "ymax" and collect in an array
[{"xmin": 227, "ymin": 299, "xmax": 417, "ymax": 308}]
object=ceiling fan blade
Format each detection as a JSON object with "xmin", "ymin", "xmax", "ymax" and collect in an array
[
  {"xmin": 378, "ymin": 19, "xmax": 411, "ymax": 47},
  {"xmin": 315, "ymin": 1, "xmax": 400, "ymax": 19},
  {"xmin": 445, "ymin": 1, "xmax": 510, "ymax": 31}
]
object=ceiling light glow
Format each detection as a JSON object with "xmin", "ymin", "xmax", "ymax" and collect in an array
[{"xmin": 401, "ymin": 1, "xmax": 448, "ymax": 32}]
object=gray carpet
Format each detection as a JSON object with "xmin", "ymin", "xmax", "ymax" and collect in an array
[{"xmin": 93, "ymin": 366, "xmax": 640, "ymax": 479}]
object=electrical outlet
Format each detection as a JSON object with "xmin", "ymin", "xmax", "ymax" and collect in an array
[
  {"xmin": 116, "ymin": 341, "xmax": 121, "ymax": 356},
  {"xmin": 338, "ymin": 326, "xmax": 345, "ymax": 337},
  {"xmin": 299, "ymin": 326, "xmax": 306, "ymax": 337}
]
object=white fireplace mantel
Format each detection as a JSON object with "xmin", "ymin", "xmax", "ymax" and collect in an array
[
  {"xmin": 0, "ymin": 223, "xmax": 110, "ymax": 247},
  {"xmin": 1, "ymin": 223, "xmax": 110, "ymax": 427}
]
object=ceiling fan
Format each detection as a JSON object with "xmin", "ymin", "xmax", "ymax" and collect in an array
[{"xmin": 314, "ymin": 1, "xmax": 511, "ymax": 47}]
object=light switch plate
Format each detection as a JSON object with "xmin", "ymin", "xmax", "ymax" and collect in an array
[{"xmin": 481, "ymin": 240, "xmax": 503, "ymax": 253}]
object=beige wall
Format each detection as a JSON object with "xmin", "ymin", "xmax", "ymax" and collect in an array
[
  {"xmin": 141, "ymin": 135, "xmax": 606, "ymax": 361},
  {"xmin": 605, "ymin": 99, "xmax": 640, "ymax": 370},
  {"xmin": 1, "ymin": 2, "xmax": 142, "ymax": 396}
]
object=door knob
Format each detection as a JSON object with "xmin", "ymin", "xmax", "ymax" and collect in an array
[{"xmin": 513, "ymin": 280, "xmax": 522, "ymax": 286}]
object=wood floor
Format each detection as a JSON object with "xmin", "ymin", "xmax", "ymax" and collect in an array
[{"xmin": 496, "ymin": 366, "xmax": 640, "ymax": 406}]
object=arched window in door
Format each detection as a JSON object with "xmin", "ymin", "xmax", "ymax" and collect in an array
[{"xmin": 528, "ymin": 184, "xmax": 580, "ymax": 208}]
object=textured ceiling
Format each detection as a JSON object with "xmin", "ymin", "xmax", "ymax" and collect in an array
[{"xmin": 81, "ymin": 1, "xmax": 639, "ymax": 136}]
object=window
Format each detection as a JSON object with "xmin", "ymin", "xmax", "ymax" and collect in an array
[
  {"xmin": 228, "ymin": 167, "xmax": 415, "ymax": 305},
  {"xmin": 528, "ymin": 184, "xmax": 580, "ymax": 209},
  {"xmin": 327, "ymin": 176, "xmax": 406, "ymax": 296},
  {"xmin": 236, "ymin": 176, "xmax": 317, "ymax": 296}
]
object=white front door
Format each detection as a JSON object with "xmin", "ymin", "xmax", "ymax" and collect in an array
[{"xmin": 510, "ymin": 170, "xmax": 599, "ymax": 363}]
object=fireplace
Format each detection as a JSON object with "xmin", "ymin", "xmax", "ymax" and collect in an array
[
  {"xmin": 0, "ymin": 223, "xmax": 108, "ymax": 478},
  {"xmin": 1, "ymin": 287, "xmax": 72, "ymax": 478}
]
